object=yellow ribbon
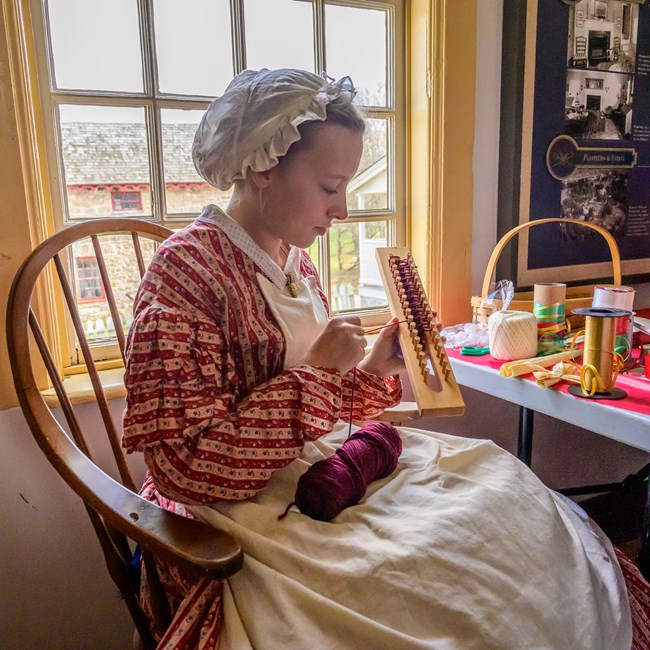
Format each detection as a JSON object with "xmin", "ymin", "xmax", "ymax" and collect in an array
[
  {"xmin": 532, "ymin": 361, "xmax": 581, "ymax": 388},
  {"xmin": 499, "ymin": 348, "xmax": 582, "ymax": 378}
]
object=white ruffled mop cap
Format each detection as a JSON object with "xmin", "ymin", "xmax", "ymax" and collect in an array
[{"xmin": 192, "ymin": 68, "xmax": 357, "ymax": 191}]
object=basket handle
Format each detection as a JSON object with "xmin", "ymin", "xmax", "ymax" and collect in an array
[{"xmin": 481, "ymin": 217, "xmax": 622, "ymax": 298}]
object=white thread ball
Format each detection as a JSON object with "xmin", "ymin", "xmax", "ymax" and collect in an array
[{"xmin": 488, "ymin": 311, "xmax": 538, "ymax": 360}]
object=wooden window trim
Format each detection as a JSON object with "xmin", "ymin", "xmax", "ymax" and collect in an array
[
  {"xmin": 408, "ymin": 0, "xmax": 476, "ymax": 327},
  {"xmin": 2, "ymin": 0, "xmax": 70, "ymax": 404}
]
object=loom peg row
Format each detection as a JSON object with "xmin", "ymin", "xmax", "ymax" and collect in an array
[{"xmin": 376, "ymin": 247, "xmax": 465, "ymax": 417}]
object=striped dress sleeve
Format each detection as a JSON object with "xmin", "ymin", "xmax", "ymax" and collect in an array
[{"xmin": 123, "ymin": 304, "xmax": 350, "ymax": 504}]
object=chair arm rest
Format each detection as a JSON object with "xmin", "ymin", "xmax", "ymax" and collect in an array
[
  {"xmin": 102, "ymin": 479, "xmax": 244, "ymax": 579},
  {"xmin": 54, "ymin": 437, "xmax": 243, "ymax": 579}
]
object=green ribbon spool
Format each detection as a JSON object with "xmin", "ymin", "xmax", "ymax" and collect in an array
[{"xmin": 533, "ymin": 302, "xmax": 566, "ymax": 322}]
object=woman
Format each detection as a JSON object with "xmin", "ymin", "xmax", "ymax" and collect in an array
[
  {"xmin": 124, "ymin": 68, "xmax": 640, "ymax": 649},
  {"xmin": 124, "ymin": 69, "xmax": 402, "ymax": 504}
]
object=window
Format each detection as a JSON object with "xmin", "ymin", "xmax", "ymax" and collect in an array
[
  {"xmin": 111, "ymin": 190, "xmax": 143, "ymax": 213},
  {"xmin": 75, "ymin": 257, "xmax": 106, "ymax": 303},
  {"xmin": 622, "ymin": 5, "xmax": 631, "ymax": 41},
  {"xmin": 71, "ymin": 236, "xmax": 154, "ymax": 346},
  {"xmin": 32, "ymin": 0, "xmax": 406, "ymax": 330},
  {"xmin": 585, "ymin": 78, "xmax": 604, "ymax": 90},
  {"xmin": 594, "ymin": 0, "xmax": 607, "ymax": 20},
  {"xmin": 4, "ymin": 0, "xmax": 476, "ymax": 404},
  {"xmin": 13, "ymin": 0, "xmax": 475, "ymax": 357}
]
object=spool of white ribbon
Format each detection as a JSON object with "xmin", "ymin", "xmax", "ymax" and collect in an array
[
  {"xmin": 592, "ymin": 285, "xmax": 636, "ymax": 364},
  {"xmin": 592, "ymin": 285, "xmax": 635, "ymax": 311},
  {"xmin": 488, "ymin": 311, "xmax": 539, "ymax": 361}
]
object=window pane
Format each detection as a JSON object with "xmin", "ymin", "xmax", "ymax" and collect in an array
[
  {"xmin": 244, "ymin": 0, "xmax": 314, "ymax": 71},
  {"xmin": 349, "ymin": 118, "xmax": 388, "ymax": 211},
  {"xmin": 325, "ymin": 4, "xmax": 387, "ymax": 106},
  {"xmin": 60, "ymin": 105, "xmax": 151, "ymax": 220},
  {"xmin": 47, "ymin": 0, "xmax": 143, "ymax": 92},
  {"xmin": 74, "ymin": 257, "xmax": 104, "ymax": 303},
  {"xmin": 112, "ymin": 191, "xmax": 143, "ymax": 212},
  {"xmin": 328, "ymin": 221, "xmax": 388, "ymax": 312},
  {"xmin": 72, "ymin": 235, "xmax": 156, "ymax": 341},
  {"xmin": 306, "ymin": 240, "xmax": 320, "ymax": 276},
  {"xmin": 154, "ymin": 0, "xmax": 233, "ymax": 96},
  {"xmin": 161, "ymin": 109, "xmax": 233, "ymax": 215}
]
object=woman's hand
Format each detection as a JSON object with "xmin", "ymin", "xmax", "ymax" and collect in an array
[
  {"xmin": 300, "ymin": 316, "xmax": 367, "ymax": 375},
  {"xmin": 357, "ymin": 316, "xmax": 406, "ymax": 378}
]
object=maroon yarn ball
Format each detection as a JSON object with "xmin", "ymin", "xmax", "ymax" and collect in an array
[{"xmin": 294, "ymin": 422, "xmax": 402, "ymax": 522}]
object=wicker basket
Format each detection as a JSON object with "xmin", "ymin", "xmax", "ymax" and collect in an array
[{"xmin": 471, "ymin": 217, "xmax": 622, "ymax": 325}]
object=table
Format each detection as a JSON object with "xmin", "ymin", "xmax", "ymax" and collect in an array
[{"xmin": 447, "ymin": 349, "xmax": 650, "ymax": 576}]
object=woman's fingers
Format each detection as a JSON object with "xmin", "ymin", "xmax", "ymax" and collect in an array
[{"xmin": 300, "ymin": 316, "xmax": 367, "ymax": 374}]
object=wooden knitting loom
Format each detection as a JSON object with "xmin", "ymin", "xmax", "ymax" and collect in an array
[{"xmin": 376, "ymin": 247, "xmax": 465, "ymax": 418}]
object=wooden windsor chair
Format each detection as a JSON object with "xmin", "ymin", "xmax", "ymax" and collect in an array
[{"xmin": 6, "ymin": 218, "xmax": 243, "ymax": 649}]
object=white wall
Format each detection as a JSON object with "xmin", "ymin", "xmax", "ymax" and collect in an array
[
  {"xmin": 471, "ymin": 0, "xmax": 502, "ymax": 295},
  {"xmin": 1, "ymin": 404, "xmax": 135, "ymax": 649}
]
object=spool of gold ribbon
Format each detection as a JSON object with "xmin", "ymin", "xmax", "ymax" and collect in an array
[{"xmin": 567, "ymin": 307, "xmax": 632, "ymax": 400}]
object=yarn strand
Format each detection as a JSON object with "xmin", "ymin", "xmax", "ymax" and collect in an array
[
  {"xmin": 348, "ymin": 367, "xmax": 357, "ymax": 437},
  {"xmin": 348, "ymin": 319, "xmax": 405, "ymax": 437},
  {"xmin": 279, "ymin": 322, "xmax": 405, "ymax": 522},
  {"xmin": 278, "ymin": 500, "xmax": 295, "ymax": 521},
  {"xmin": 363, "ymin": 319, "xmax": 407, "ymax": 335}
]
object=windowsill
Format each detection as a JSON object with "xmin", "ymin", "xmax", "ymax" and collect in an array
[
  {"xmin": 41, "ymin": 337, "xmax": 382, "ymax": 406},
  {"xmin": 41, "ymin": 367, "xmax": 126, "ymax": 407}
]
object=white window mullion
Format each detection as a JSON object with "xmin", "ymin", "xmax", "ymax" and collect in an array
[
  {"xmin": 313, "ymin": 0, "xmax": 326, "ymax": 75},
  {"xmin": 140, "ymin": 0, "xmax": 164, "ymax": 223},
  {"xmin": 231, "ymin": 0, "xmax": 247, "ymax": 73},
  {"xmin": 139, "ymin": 0, "xmax": 157, "ymax": 98},
  {"xmin": 320, "ymin": 230, "xmax": 333, "ymax": 306},
  {"xmin": 387, "ymin": 112, "xmax": 396, "ymax": 215},
  {"xmin": 146, "ymin": 103, "xmax": 165, "ymax": 224},
  {"xmin": 314, "ymin": 0, "xmax": 329, "ymax": 297}
]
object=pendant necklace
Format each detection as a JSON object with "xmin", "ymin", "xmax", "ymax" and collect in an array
[
  {"xmin": 281, "ymin": 242, "xmax": 298, "ymax": 297},
  {"xmin": 285, "ymin": 273, "xmax": 298, "ymax": 297}
]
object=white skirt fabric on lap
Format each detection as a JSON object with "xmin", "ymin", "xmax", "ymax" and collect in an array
[{"xmin": 191, "ymin": 423, "xmax": 632, "ymax": 650}]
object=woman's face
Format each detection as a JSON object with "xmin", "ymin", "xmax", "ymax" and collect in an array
[{"xmin": 260, "ymin": 121, "xmax": 364, "ymax": 249}]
